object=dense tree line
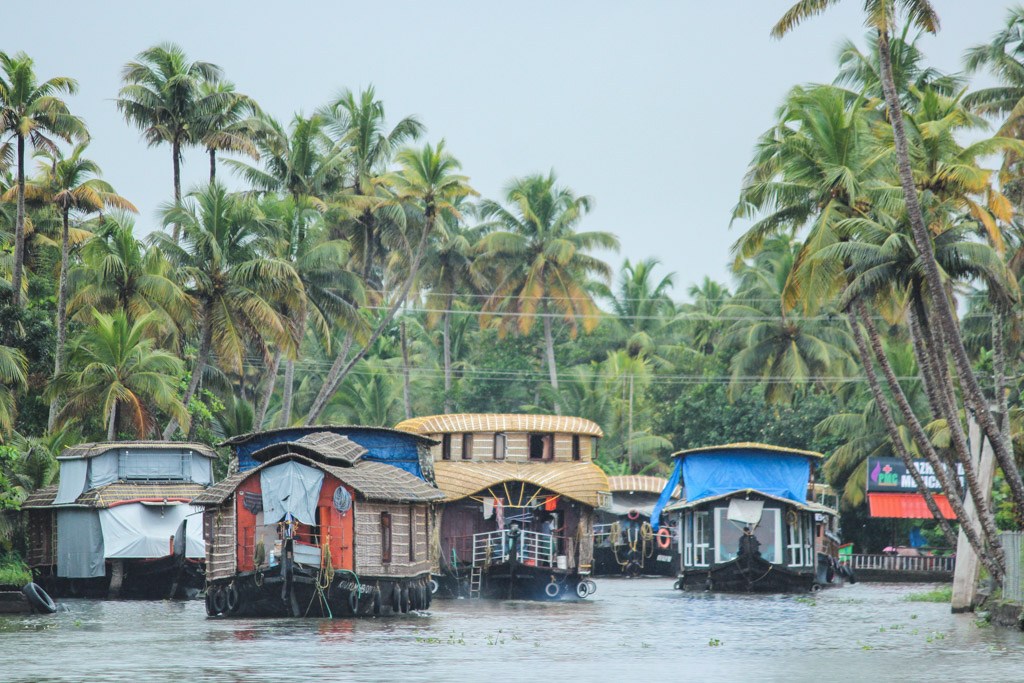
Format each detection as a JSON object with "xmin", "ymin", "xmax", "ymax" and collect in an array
[{"xmin": 3, "ymin": 2, "xmax": 1024, "ymax": 572}]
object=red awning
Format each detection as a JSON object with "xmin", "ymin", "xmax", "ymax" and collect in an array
[{"xmin": 867, "ymin": 492, "xmax": 955, "ymax": 519}]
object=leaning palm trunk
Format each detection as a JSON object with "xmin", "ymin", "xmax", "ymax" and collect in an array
[
  {"xmin": 253, "ymin": 348, "xmax": 281, "ymax": 430},
  {"xmin": 847, "ymin": 308, "xmax": 959, "ymax": 548},
  {"xmin": 305, "ymin": 210, "xmax": 434, "ymax": 425},
  {"xmin": 992, "ymin": 311, "xmax": 1013, "ymax": 452},
  {"xmin": 443, "ymin": 304, "xmax": 453, "ymax": 413},
  {"xmin": 857, "ymin": 302, "xmax": 1004, "ymax": 579},
  {"xmin": 541, "ymin": 302, "xmax": 561, "ymax": 415},
  {"xmin": 162, "ymin": 314, "xmax": 211, "ymax": 440},
  {"xmin": 11, "ymin": 134, "xmax": 27, "ymax": 307},
  {"xmin": 280, "ymin": 360, "xmax": 296, "ymax": 428},
  {"xmin": 401, "ymin": 319, "xmax": 412, "ymax": 420},
  {"xmin": 876, "ymin": 29, "xmax": 1024, "ymax": 514},
  {"xmin": 905, "ymin": 307, "xmax": 1003, "ymax": 557},
  {"xmin": 48, "ymin": 208, "xmax": 73, "ymax": 431}
]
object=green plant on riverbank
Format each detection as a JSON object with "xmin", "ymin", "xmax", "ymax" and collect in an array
[
  {"xmin": 905, "ymin": 586, "xmax": 952, "ymax": 602},
  {"xmin": 0, "ymin": 553, "xmax": 31, "ymax": 585}
]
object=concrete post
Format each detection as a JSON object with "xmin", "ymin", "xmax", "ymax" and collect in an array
[{"xmin": 951, "ymin": 416, "xmax": 996, "ymax": 613}]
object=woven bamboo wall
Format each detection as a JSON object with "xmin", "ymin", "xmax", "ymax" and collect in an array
[
  {"xmin": 429, "ymin": 431, "xmax": 595, "ymax": 463},
  {"xmin": 354, "ymin": 502, "xmax": 431, "ymax": 576},
  {"xmin": 505, "ymin": 433, "xmax": 529, "ymax": 462},
  {"xmin": 206, "ymin": 501, "xmax": 237, "ymax": 582},
  {"xmin": 26, "ymin": 510, "xmax": 54, "ymax": 567}
]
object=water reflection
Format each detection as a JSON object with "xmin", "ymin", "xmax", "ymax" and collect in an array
[{"xmin": 0, "ymin": 580, "xmax": 1021, "ymax": 682}]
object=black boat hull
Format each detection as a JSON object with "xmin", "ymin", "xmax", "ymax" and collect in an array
[
  {"xmin": 205, "ymin": 565, "xmax": 433, "ymax": 618},
  {"xmin": 33, "ymin": 557, "xmax": 203, "ymax": 600},
  {"xmin": 675, "ymin": 556, "xmax": 820, "ymax": 593},
  {"xmin": 591, "ymin": 546, "xmax": 677, "ymax": 577},
  {"xmin": 433, "ymin": 562, "xmax": 594, "ymax": 601}
]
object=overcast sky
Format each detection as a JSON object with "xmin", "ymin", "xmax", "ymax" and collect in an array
[{"xmin": 5, "ymin": 1, "xmax": 1013, "ymax": 299}]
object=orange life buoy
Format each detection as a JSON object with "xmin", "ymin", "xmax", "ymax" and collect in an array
[{"xmin": 656, "ymin": 527, "xmax": 672, "ymax": 549}]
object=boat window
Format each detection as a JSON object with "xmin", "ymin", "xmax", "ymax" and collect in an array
[
  {"xmin": 693, "ymin": 511, "xmax": 709, "ymax": 566},
  {"xmin": 461, "ymin": 433, "xmax": 474, "ymax": 460},
  {"xmin": 572, "ymin": 435, "xmax": 581, "ymax": 461},
  {"xmin": 529, "ymin": 434, "xmax": 554, "ymax": 461},
  {"xmin": 714, "ymin": 507, "xmax": 781, "ymax": 565},
  {"xmin": 441, "ymin": 434, "xmax": 452, "ymax": 461},
  {"xmin": 494, "ymin": 433, "xmax": 506, "ymax": 460},
  {"xmin": 786, "ymin": 511, "xmax": 805, "ymax": 566},
  {"xmin": 408, "ymin": 505, "xmax": 416, "ymax": 562},
  {"xmin": 381, "ymin": 511, "xmax": 392, "ymax": 564}
]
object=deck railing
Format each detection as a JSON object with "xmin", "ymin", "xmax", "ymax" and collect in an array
[
  {"xmin": 472, "ymin": 529, "xmax": 559, "ymax": 568},
  {"xmin": 848, "ymin": 553, "xmax": 955, "ymax": 573}
]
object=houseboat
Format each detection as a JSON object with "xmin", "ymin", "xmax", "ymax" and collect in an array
[
  {"xmin": 394, "ymin": 414, "xmax": 612, "ymax": 601},
  {"xmin": 652, "ymin": 442, "xmax": 841, "ymax": 593},
  {"xmin": 592, "ymin": 475, "xmax": 680, "ymax": 577},
  {"xmin": 22, "ymin": 441, "xmax": 214, "ymax": 599},
  {"xmin": 192, "ymin": 431, "xmax": 444, "ymax": 617}
]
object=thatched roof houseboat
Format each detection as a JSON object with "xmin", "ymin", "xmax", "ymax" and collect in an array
[
  {"xmin": 23, "ymin": 441, "xmax": 215, "ymax": 598},
  {"xmin": 395, "ymin": 414, "xmax": 611, "ymax": 601},
  {"xmin": 192, "ymin": 431, "xmax": 444, "ymax": 617},
  {"xmin": 652, "ymin": 442, "xmax": 843, "ymax": 593}
]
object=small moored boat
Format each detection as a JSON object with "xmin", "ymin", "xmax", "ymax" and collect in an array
[
  {"xmin": 192, "ymin": 431, "xmax": 444, "ymax": 617},
  {"xmin": 592, "ymin": 475, "xmax": 680, "ymax": 577},
  {"xmin": 653, "ymin": 442, "xmax": 842, "ymax": 593}
]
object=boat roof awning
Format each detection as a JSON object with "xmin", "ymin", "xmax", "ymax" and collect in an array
[
  {"xmin": 664, "ymin": 488, "xmax": 836, "ymax": 515},
  {"xmin": 867, "ymin": 492, "xmax": 955, "ymax": 519},
  {"xmin": 607, "ymin": 475, "xmax": 677, "ymax": 496},
  {"xmin": 432, "ymin": 461, "xmax": 610, "ymax": 508},
  {"xmin": 22, "ymin": 481, "xmax": 209, "ymax": 510},
  {"xmin": 396, "ymin": 413, "xmax": 603, "ymax": 437}
]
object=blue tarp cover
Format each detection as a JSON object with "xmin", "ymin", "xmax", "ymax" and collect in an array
[
  {"xmin": 236, "ymin": 427, "xmax": 425, "ymax": 480},
  {"xmin": 684, "ymin": 451, "xmax": 810, "ymax": 505},
  {"xmin": 651, "ymin": 449, "xmax": 811, "ymax": 530},
  {"xmin": 260, "ymin": 460, "xmax": 324, "ymax": 525}
]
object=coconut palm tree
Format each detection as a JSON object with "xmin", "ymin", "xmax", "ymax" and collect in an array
[
  {"xmin": 417, "ymin": 200, "xmax": 487, "ymax": 413},
  {"xmin": 0, "ymin": 344, "xmax": 26, "ymax": 440},
  {"xmin": 116, "ymin": 43, "xmax": 224, "ymax": 238},
  {"xmin": 50, "ymin": 310, "xmax": 189, "ymax": 440},
  {"xmin": 681, "ymin": 277, "xmax": 732, "ymax": 355},
  {"xmin": 477, "ymin": 172, "xmax": 619, "ymax": 413},
  {"xmin": 0, "ymin": 51, "xmax": 86, "ymax": 306},
  {"xmin": 193, "ymin": 80, "xmax": 262, "ymax": 184},
  {"xmin": 319, "ymin": 86, "xmax": 425, "ymax": 282},
  {"xmin": 601, "ymin": 258, "xmax": 681, "ymax": 369},
  {"xmin": 153, "ymin": 183, "xmax": 304, "ymax": 439},
  {"xmin": 965, "ymin": 6, "xmax": 1024, "ymax": 141},
  {"xmin": 17, "ymin": 143, "xmax": 137, "ymax": 429},
  {"xmin": 70, "ymin": 211, "xmax": 192, "ymax": 336},
  {"xmin": 305, "ymin": 141, "xmax": 474, "ymax": 424},
  {"xmin": 774, "ymin": 0, "xmax": 1024, "ymax": 521},
  {"xmin": 723, "ymin": 239, "xmax": 855, "ymax": 405}
]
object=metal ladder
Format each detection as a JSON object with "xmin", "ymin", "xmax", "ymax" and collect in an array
[{"xmin": 468, "ymin": 565, "xmax": 482, "ymax": 598}]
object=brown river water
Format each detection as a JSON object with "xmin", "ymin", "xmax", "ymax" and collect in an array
[{"xmin": 1, "ymin": 579, "xmax": 1022, "ymax": 682}]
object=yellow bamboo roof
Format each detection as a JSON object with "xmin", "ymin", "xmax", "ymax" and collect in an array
[
  {"xmin": 607, "ymin": 475, "xmax": 675, "ymax": 496},
  {"xmin": 395, "ymin": 413, "xmax": 604, "ymax": 437},
  {"xmin": 671, "ymin": 442, "xmax": 824, "ymax": 459},
  {"xmin": 432, "ymin": 461, "xmax": 611, "ymax": 507}
]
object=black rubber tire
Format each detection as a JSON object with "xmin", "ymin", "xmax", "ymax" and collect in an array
[
  {"xmin": 391, "ymin": 584, "xmax": 401, "ymax": 614},
  {"xmin": 576, "ymin": 581, "xmax": 589, "ymax": 599},
  {"xmin": 372, "ymin": 588, "xmax": 382, "ymax": 616},
  {"xmin": 429, "ymin": 578, "xmax": 439, "ymax": 594},
  {"xmin": 205, "ymin": 590, "xmax": 217, "ymax": 616},
  {"xmin": 585, "ymin": 579, "xmax": 597, "ymax": 595},
  {"xmin": 545, "ymin": 582, "xmax": 560, "ymax": 598},
  {"xmin": 348, "ymin": 590, "xmax": 359, "ymax": 615},
  {"xmin": 225, "ymin": 585, "xmax": 241, "ymax": 615},
  {"xmin": 424, "ymin": 583, "xmax": 432, "ymax": 609},
  {"xmin": 400, "ymin": 585, "xmax": 410, "ymax": 613},
  {"xmin": 211, "ymin": 587, "xmax": 227, "ymax": 615},
  {"xmin": 22, "ymin": 582, "xmax": 56, "ymax": 614}
]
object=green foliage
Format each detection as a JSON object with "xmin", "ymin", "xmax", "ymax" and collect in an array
[
  {"xmin": 904, "ymin": 585, "xmax": 953, "ymax": 602},
  {"xmin": 0, "ymin": 552, "xmax": 30, "ymax": 586}
]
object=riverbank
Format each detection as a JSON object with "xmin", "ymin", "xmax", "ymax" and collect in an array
[{"xmin": 0, "ymin": 579, "xmax": 1021, "ymax": 682}]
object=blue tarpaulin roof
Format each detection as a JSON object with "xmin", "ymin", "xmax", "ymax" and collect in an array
[
  {"xmin": 229, "ymin": 427, "xmax": 428, "ymax": 480},
  {"xmin": 651, "ymin": 445, "xmax": 814, "ymax": 530}
]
